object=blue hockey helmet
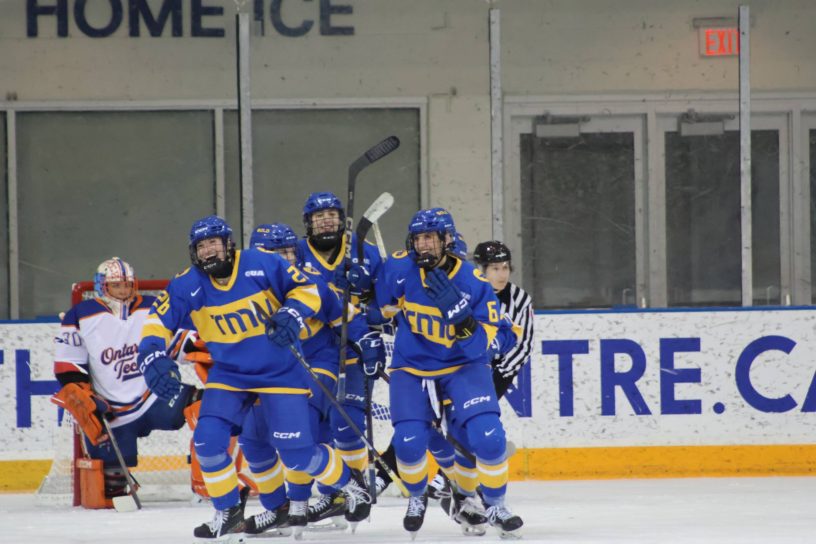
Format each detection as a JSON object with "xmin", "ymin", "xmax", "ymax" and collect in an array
[
  {"xmin": 451, "ymin": 232, "xmax": 468, "ymax": 259},
  {"xmin": 303, "ymin": 191, "xmax": 345, "ymax": 251},
  {"xmin": 406, "ymin": 208, "xmax": 457, "ymax": 268},
  {"xmin": 188, "ymin": 215, "xmax": 236, "ymax": 278},
  {"xmin": 250, "ymin": 223, "xmax": 298, "ymax": 250},
  {"xmin": 302, "ymin": 192, "xmax": 345, "ymax": 225},
  {"xmin": 407, "ymin": 208, "xmax": 455, "ymax": 239}
]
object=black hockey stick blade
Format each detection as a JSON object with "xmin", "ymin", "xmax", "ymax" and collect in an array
[
  {"xmin": 348, "ymin": 136, "xmax": 401, "ymax": 201},
  {"xmin": 364, "ymin": 135, "xmax": 400, "ymax": 164}
]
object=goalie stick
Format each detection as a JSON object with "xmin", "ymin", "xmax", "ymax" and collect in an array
[
  {"xmin": 251, "ymin": 300, "xmax": 410, "ymax": 498},
  {"xmin": 338, "ymin": 136, "xmax": 400, "ymax": 402},
  {"xmin": 101, "ymin": 417, "xmax": 142, "ymax": 512}
]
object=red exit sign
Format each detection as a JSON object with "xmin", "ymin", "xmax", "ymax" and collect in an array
[{"xmin": 700, "ymin": 27, "xmax": 739, "ymax": 56}]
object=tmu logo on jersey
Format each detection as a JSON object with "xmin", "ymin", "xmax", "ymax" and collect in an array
[{"xmin": 100, "ymin": 343, "xmax": 141, "ymax": 381}]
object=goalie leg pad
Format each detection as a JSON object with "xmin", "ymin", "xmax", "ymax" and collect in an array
[
  {"xmin": 76, "ymin": 458, "xmax": 111, "ymax": 509},
  {"xmin": 50, "ymin": 383, "xmax": 110, "ymax": 446}
]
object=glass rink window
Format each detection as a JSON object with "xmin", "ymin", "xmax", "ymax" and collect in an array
[
  {"xmin": 520, "ymin": 128, "xmax": 637, "ymax": 309},
  {"xmin": 665, "ymin": 129, "xmax": 780, "ymax": 307},
  {"xmin": 15, "ymin": 111, "xmax": 216, "ymax": 318},
  {"xmin": 0, "ymin": 113, "xmax": 7, "ymax": 319},
  {"xmin": 223, "ymin": 108, "xmax": 421, "ymax": 252}
]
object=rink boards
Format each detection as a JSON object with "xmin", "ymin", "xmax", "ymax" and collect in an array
[{"xmin": 2, "ymin": 307, "xmax": 816, "ymax": 491}]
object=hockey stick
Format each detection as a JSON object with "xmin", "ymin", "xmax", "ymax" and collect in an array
[
  {"xmin": 353, "ymin": 192, "xmax": 395, "ymax": 503},
  {"xmin": 251, "ymin": 300, "xmax": 409, "ymax": 497},
  {"xmin": 372, "ymin": 222, "xmax": 388, "ymax": 260},
  {"xmin": 101, "ymin": 417, "xmax": 142, "ymax": 511},
  {"xmin": 338, "ymin": 137, "xmax": 400, "ymax": 402},
  {"xmin": 363, "ymin": 375, "xmax": 377, "ymax": 505}
]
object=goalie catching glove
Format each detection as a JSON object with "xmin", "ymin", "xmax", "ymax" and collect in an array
[{"xmin": 50, "ymin": 383, "xmax": 112, "ymax": 446}]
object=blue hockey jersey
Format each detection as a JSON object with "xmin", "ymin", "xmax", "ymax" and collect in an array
[
  {"xmin": 138, "ymin": 249, "xmax": 321, "ymax": 392},
  {"xmin": 374, "ymin": 251, "xmax": 517, "ymax": 375}
]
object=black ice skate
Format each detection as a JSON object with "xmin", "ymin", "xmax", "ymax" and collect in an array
[
  {"xmin": 403, "ymin": 493, "xmax": 429, "ymax": 539},
  {"xmin": 439, "ymin": 488, "xmax": 488, "ymax": 536},
  {"xmin": 428, "ymin": 472, "xmax": 451, "ymax": 502},
  {"xmin": 286, "ymin": 500, "xmax": 308, "ymax": 540},
  {"xmin": 341, "ymin": 469, "xmax": 373, "ymax": 531},
  {"xmin": 486, "ymin": 502, "xmax": 524, "ymax": 539},
  {"xmin": 193, "ymin": 504, "xmax": 246, "ymax": 543},
  {"xmin": 306, "ymin": 491, "xmax": 348, "ymax": 531},
  {"xmin": 244, "ymin": 500, "xmax": 292, "ymax": 537},
  {"xmin": 374, "ymin": 474, "xmax": 390, "ymax": 497}
]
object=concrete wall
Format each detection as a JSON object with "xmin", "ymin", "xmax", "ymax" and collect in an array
[{"xmin": 2, "ymin": 0, "xmax": 816, "ymax": 243}]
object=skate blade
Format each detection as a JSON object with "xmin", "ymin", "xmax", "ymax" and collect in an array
[
  {"xmin": 112, "ymin": 495, "xmax": 139, "ymax": 512},
  {"xmin": 246, "ymin": 527, "xmax": 293, "ymax": 539},
  {"xmin": 408, "ymin": 530, "xmax": 419, "ymax": 541},
  {"xmin": 292, "ymin": 526, "xmax": 305, "ymax": 541},
  {"xmin": 194, "ymin": 534, "xmax": 246, "ymax": 544},
  {"xmin": 305, "ymin": 517, "xmax": 349, "ymax": 532},
  {"xmin": 461, "ymin": 523, "xmax": 487, "ymax": 537},
  {"xmin": 498, "ymin": 527, "xmax": 523, "ymax": 540},
  {"xmin": 349, "ymin": 521, "xmax": 359, "ymax": 534}
]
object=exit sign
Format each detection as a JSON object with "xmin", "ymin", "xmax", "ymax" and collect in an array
[{"xmin": 700, "ymin": 27, "xmax": 739, "ymax": 56}]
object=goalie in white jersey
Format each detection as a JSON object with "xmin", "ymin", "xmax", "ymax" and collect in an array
[{"xmin": 51, "ymin": 257, "xmax": 197, "ymax": 509}]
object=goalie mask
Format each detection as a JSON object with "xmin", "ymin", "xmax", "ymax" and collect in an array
[
  {"xmin": 303, "ymin": 191, "xmax": 345, "ymax": 252},
  {"xmin": 94, "ymin": 257, "xmax": 137, "ymax": 317},
  {"xmin": 189, "ymin": 215, "xmax": 236, "ymax": 279},
  {"xmin": 406, "ymin": 208, "xmax": 456, "ymax": 270}
]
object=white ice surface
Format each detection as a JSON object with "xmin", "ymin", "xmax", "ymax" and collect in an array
[{"xmin": 3, "ymin": 477, "xmax": 814, "ymax": 544}]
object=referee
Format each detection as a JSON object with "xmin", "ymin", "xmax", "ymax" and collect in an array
[{"xmin": 472, "ymin": 241, "xmax": 535, "ymax": 399}]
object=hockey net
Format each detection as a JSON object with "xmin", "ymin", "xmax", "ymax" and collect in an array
[{"xmin": 36, "ymin": 279, "xmax": 204, "ymax": 506}]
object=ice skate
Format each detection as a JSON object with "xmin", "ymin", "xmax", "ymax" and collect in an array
[
  {"xmin": 403, "ymin": 493, "xmax": 428, "ymax": 539},
  {"xmin": 341, "ymin": 469, "xmax": 372, "ymax": 532},
  {"xmin": 286, "ymin": 500, "xmax": 308, "ymax": 540},
  {"xmin": 244, "ymin": 500, "xmax": 292, "ymax": 538},
  {"xmin": 486, "ymin": 502, "xmax": 523, "ymax": 539},
  {"xmin": 193, "ymin": 504, "xmax": 246, "ymax": 543},
  {"xmin": 306, "ymin": 491, "xmax": 348, "ymax": 532}
]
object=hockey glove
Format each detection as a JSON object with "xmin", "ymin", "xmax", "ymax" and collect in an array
[
  {"xmin": 266, "ymin": 306, "xmax": 304, "ymax": 347},
  {"xmin": 51, "ymin": 382, "xmax": 112, "ymax": 446},
  {"xmin": 141, "ymin": 353, "xmax": 183, "ymax": 401},
  {"xmin": 358, "ymin": 331, "xmax": 386, "ymax": 379},
  {"xmin": 333, "ymin": 261, "xmax": 371, "ymax": 296},
  {"xmin": 425, "ymin": 269, "xmax": 472, "ymax": 325}
]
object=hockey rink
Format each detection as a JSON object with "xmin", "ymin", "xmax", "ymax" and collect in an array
[{"xmin": 4, "ymin": 477, "xmax": 813, "ymax": 543}]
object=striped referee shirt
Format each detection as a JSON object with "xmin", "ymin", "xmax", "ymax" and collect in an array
[{"xmin": 493, "ymin": 282, "xmax": 534, "ymax": 378}]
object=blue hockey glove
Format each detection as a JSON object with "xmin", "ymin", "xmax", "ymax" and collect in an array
[
  {"xmin": 425, "ymin": 269, "xmax": 472, "ymax": 325},
  {"xmin": 266, "ymin": 306, "xmax": 304, "ymax": 347},
  {"xmin": 347, "ymin": 263, "xmax": 372, "ymax": 291},
  {"xmin": 333, "ymin": 261, "xmax": 371, "ymax": 295},
  {"xmin": 141, "ymin": 352, "xmax": 182, "ymax": 401},
  {"xmin": 358, "ymin": 331, "xmax": 386, "ymax": 379}
]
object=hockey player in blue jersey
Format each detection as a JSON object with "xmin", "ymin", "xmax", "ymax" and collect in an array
[
  {"xmin": 246, "ymin": 223, "xmax": 383, "ymax": 534},
  {"xmin": 372, "ymin": 208, "xmax": 524, "ymax": 538},
  {"xmin": 137, "ymin": 216, "xmax": 371, "ymax": 542},
  {"xmin": 296, "ymin": 192, "xmax": 384, "ymax": 479}
]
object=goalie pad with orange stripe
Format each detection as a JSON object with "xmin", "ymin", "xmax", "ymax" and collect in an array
[{"xmin": 50, "ymin": 383, "xmax": 111, "ymax": 446}]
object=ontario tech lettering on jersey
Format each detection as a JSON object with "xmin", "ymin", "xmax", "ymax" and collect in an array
[{"xmin": 100, "ymin": 343, "xmax": 141, "ymax": 381}]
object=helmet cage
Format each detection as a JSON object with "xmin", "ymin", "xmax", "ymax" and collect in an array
[{"xmin": 189, "ymin": 215, "xmax": 236, "ymax": 278}]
